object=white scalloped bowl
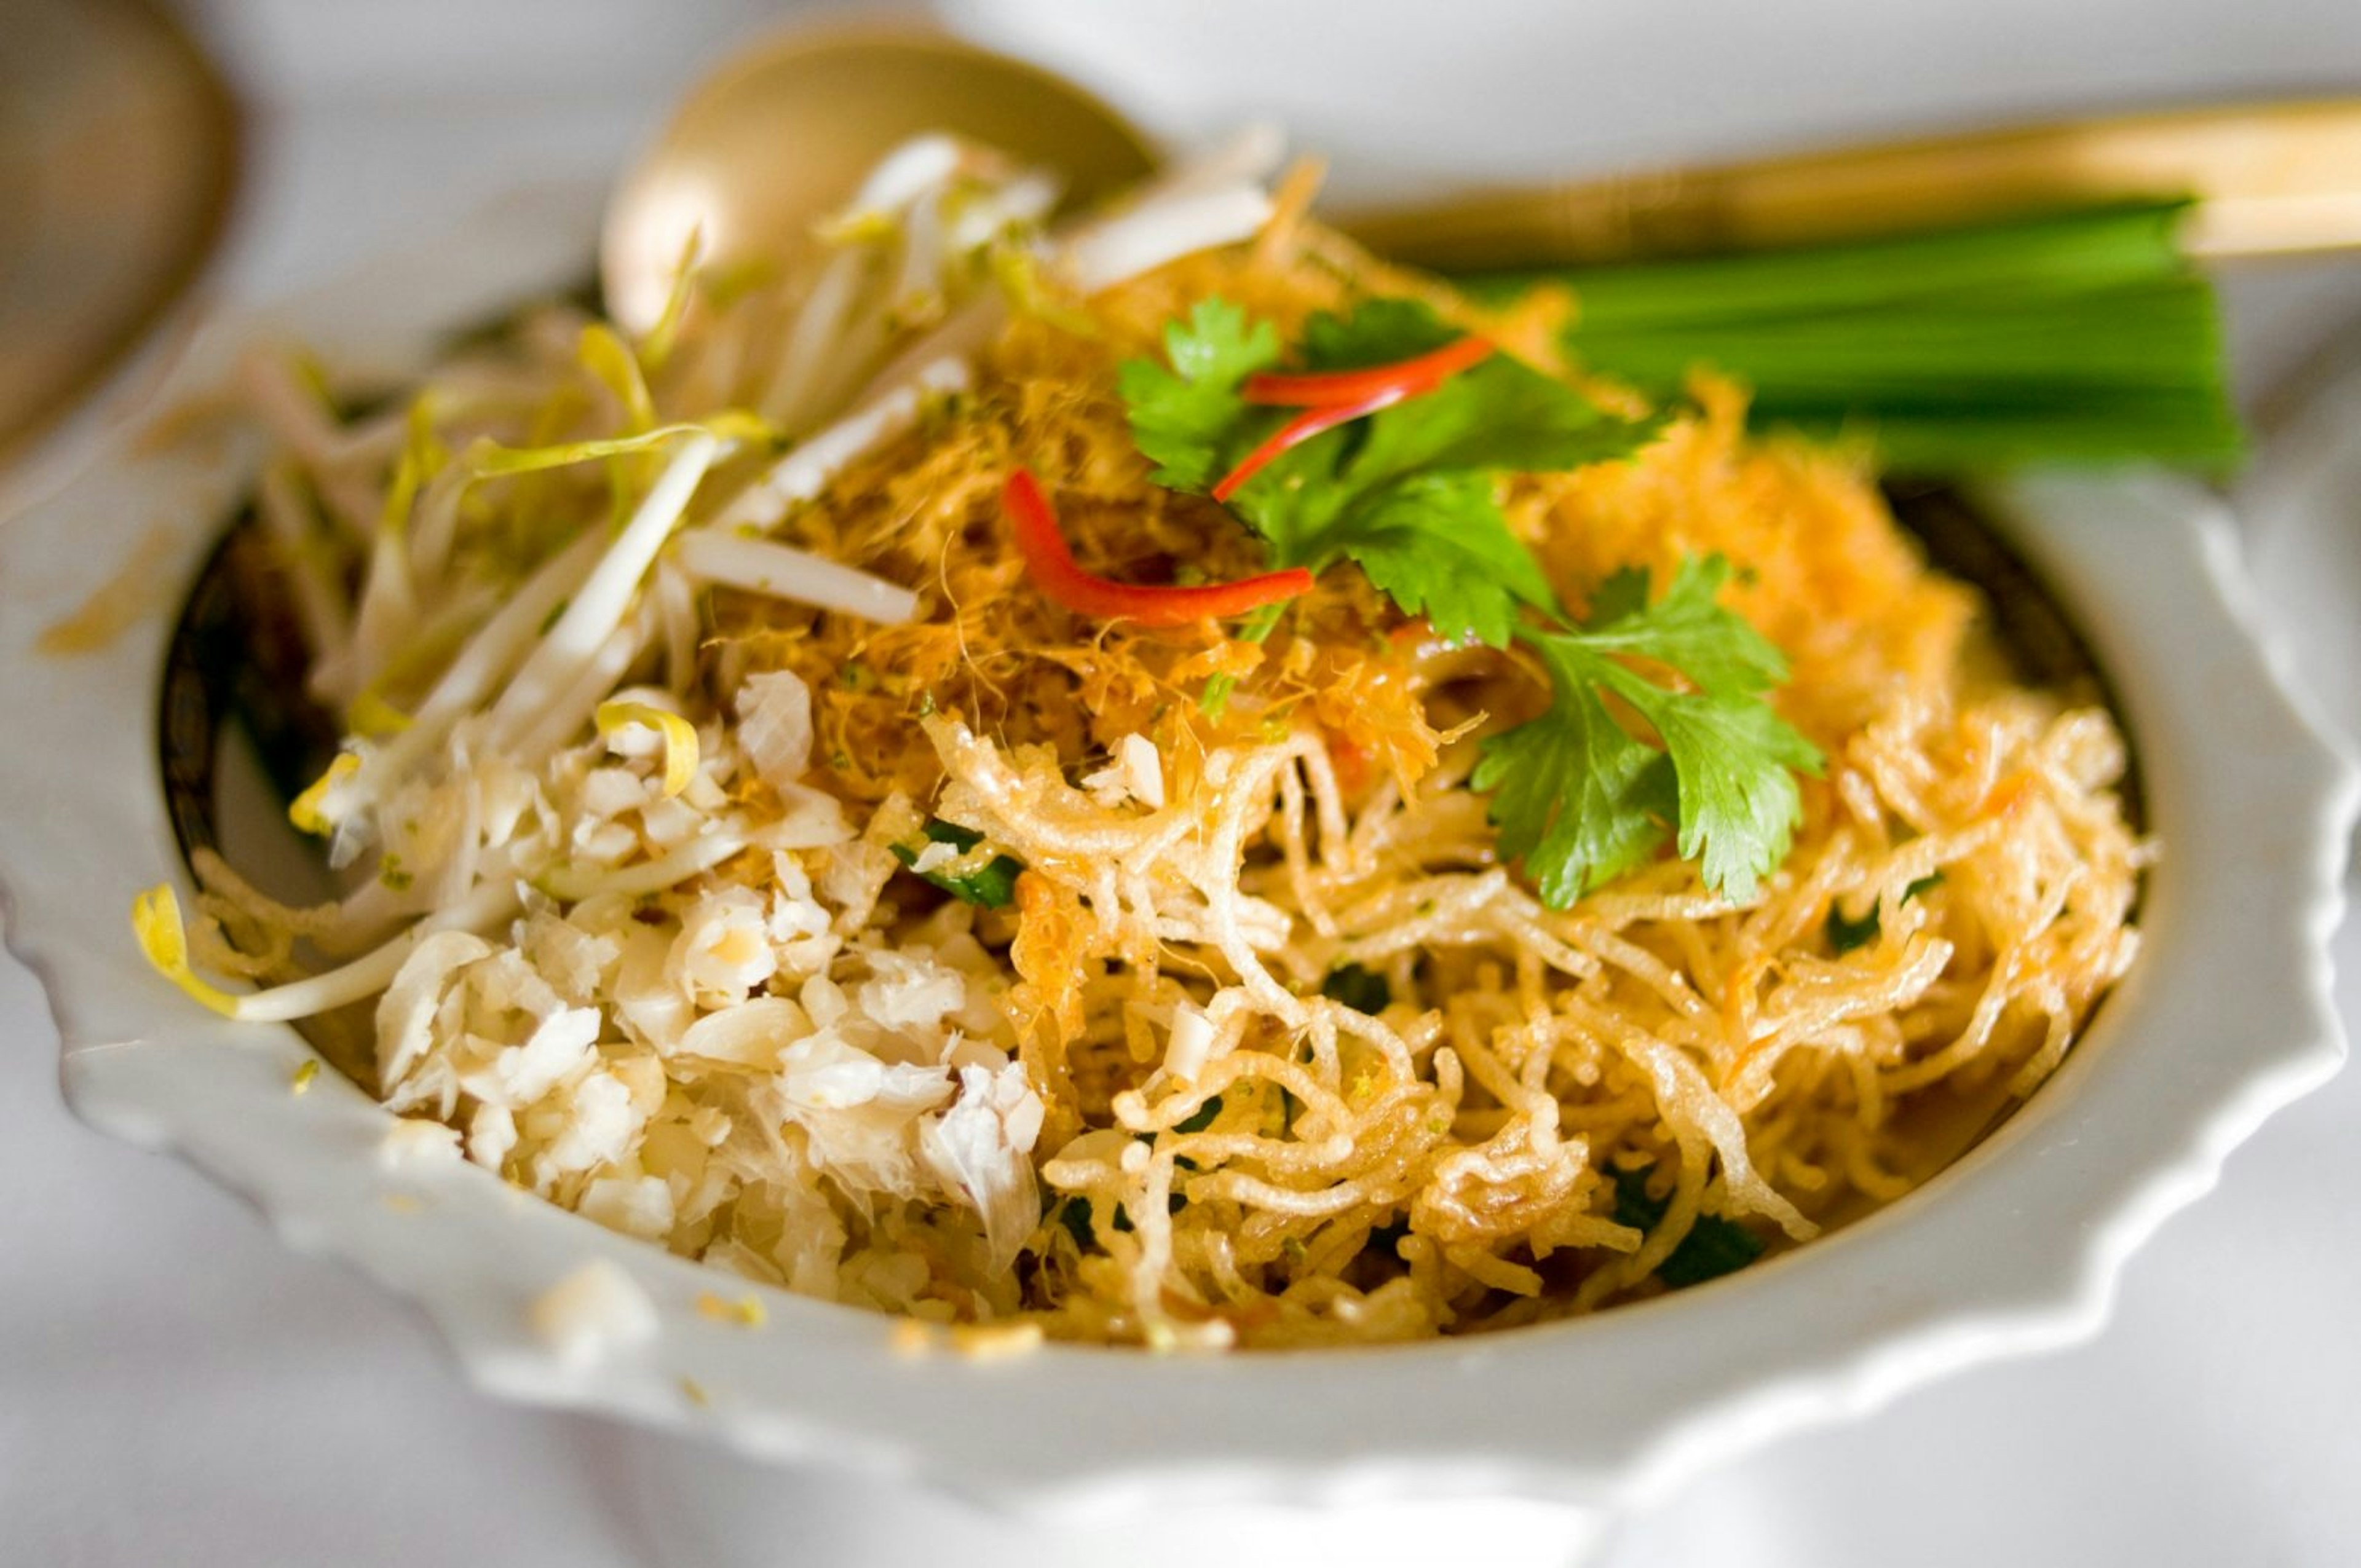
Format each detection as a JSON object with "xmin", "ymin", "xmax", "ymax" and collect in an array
[{"xmin": 3, "ymin": 241, "xmax": 2354, "ymax": 1562}]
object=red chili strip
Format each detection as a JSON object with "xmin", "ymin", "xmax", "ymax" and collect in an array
[
  {"xmin": 1210, "ymin": 381, "xmax": 1416, "ymax": 502},
  {"xmin": 1241, "ymin": 334, "xmax": 1495, "ymax": 408},
  {"xmin": 1005, "ymin": 468, "xmax": 1313, "ymax": 627}
]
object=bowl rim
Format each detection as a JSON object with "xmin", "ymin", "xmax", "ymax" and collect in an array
[{"xmin": 3, "ymin": 242, "xmax": 2354, "ymax": 1523}]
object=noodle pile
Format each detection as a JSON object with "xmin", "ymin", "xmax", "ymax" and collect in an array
[{"xmin": 184, "ymin": 141, "xmax": 2145, "ymax": 1350}]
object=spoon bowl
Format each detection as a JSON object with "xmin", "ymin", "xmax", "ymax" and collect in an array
[{"xmin": 601, "ymin": 23, "xmax": 1157, "ymax": 334}]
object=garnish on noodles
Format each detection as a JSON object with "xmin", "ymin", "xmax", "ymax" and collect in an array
[{"xmin": 141, "ymin": 135, "xmax": 2145, "ymax": 1350}]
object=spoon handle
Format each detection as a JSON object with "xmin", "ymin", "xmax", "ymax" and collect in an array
[{"xmin": 1339, "ymin": 98, "xmax": 2361, "ymax": 269}]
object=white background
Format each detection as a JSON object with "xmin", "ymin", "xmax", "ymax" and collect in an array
[{"xmin": 6, "ymin": 1, "xmax": 2361, "ymax": 1562}]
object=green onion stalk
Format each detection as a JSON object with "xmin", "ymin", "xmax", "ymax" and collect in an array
[{"xmin": 1456, "ymin": 199, "xmax": 2243, "ymax": 473}]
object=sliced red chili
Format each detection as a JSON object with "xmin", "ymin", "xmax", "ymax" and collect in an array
[
  {"xmin": 1212, "ymin": 334, "xmax": 1498, "ymax": 502},
  {"xmin": 1209, "ymin": 381, "xmax": 1415, "ymax": 503},
  {"xmin": 1241, "ymin": 334, "xmax": 1495, "ymax": 408},
  {"xmin": 1004, "ymin": 468, "xmax": 1313, "ymax": 627}
]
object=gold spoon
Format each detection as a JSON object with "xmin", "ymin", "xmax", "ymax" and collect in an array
[
  {"xmin": 601, "ymin": 19, "xmax": 2361, "ymax": 333},
  {"xmin": 601, "ymin": 23, "xmax": 1156, "ymax": 334}
]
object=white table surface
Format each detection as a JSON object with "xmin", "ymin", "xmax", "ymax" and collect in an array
[{"xmin": 7, "ymin": 2, "xmax": 2361, "ymax": 1562}]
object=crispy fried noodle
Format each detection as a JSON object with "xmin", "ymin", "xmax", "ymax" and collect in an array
[{"xmin": 143, "ymin": 133, "xmax": 2145, "ymax": 1350}]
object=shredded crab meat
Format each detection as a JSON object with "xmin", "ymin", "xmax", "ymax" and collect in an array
[{"xmin": 152, "ymin": 133, "xmax": 2145, "ymax": 1350}]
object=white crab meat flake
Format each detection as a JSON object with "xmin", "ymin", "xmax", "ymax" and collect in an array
[
  {"xmin": 678, "ymin": 996, "xmax": 812, "ymax": 1069},
  {"xmin": 918, "ymin": 1062, "xmax": 1045, "ymax": 1271},
  {"xmin": 540, "ymin": 1070, "xmax": 648, "ymax": 1176},
  {"xmin": 669, "ymin": 887, "xmax": 778, "ymax": 1004},
  {"xmin": 855, "ymin": 948, "xmax": 967, "ymax": 1033},
  {"xmin": 777, "ymin": 1033, "xmax": 949, "ymax": 1114},
  {"xmin": 379, "ymin": 1116, "xmax": 464, "ymax": 1170},
  {"xmin": 908, "ymin": 840, "xmax": 960, "ymax": 876},
  {"xmin": 483, "ymin": 1004, "xmax": 603, "ymax": 1106},
  {"xmin": 580, "ymin": 1173, "xmax": 678, "ymax": 1241},
  {"xmin": 613, "ymin": 926, "xmax": 689, "ymax": 1051},
  {"xmin": 468, "ymin": 1101, "xmax": 518, "ymax": 1170},
  {"xmin": 1080, "ymin": 732, "xmax": 1166, "ymax": 811},
  {"xmin": 577, "ymin": 767, "xmax": 648, "ymax": 821},
  {"xmin": 528, "ymin": 1258, "xmax": 660, "ymax": 1368},
  {"xmin": 1119, "ymin": 733, "xmax": 1165, "ymax": 809},
  {"xmin": 376, "ymin": 930, "xmax": 495, "ymax": 1091},
  {"xmin": 735, "ymin": 670, "xmax": 814, "ymax": 794},
  {"xmin": 767, "ymin": 861, "xmax": 838, "ymax": 974}
]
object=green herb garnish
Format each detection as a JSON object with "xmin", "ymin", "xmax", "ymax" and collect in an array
[
  {"xmin": 1173, "ymin": 1095, "xmax": 1224, "ymax": 1134},
  {"xmin": 1463, "ymin": 200, "xmax": 2242, "ymax": 472},
  {"xmin": 1121, "ymin": 297, "xmax": 1661, "ymax": 650},
  {"xmin": 1824, "ymin": 871, "xmax": 1946, "ymax": 956},
  {"xmin": 890, "ymin": 819, "xmax": 1024, "ymax": 908},
  {"xmin": 1474, "ymin": 556, "xmax": 1822, "ymax": 904},
  {"xmin": 1105, "ymin": 1191, "xmax": 1188, "ymax": 1236},
  {"xmin": 1319, "ymin": 963, "xmax": 1392, "ymax": 1015},
  {"xmin": 1121, "ymin": 297, "xmax": 1816, "ymax": 905},
  {"xmin": 1122, "ymin": 299, "xmax": 1282, "ymax": 492},
  {"xmin": 1612, "ymin": 1165, "xmax": 1766, "ymax": 1288}
]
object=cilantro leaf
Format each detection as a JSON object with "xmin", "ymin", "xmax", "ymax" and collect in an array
[
  {"xmin": 1296, "ymin": 298, "xmax": 1668, "ymax": 482},
  {"xmin": 1477, "ymin": 557, "xmax": 1821, "ymax": 905},
  {"xmin": 1324, "ymin": 471, "xmax": 1560, "ymax": 649},
  {"xmin": 1578, "ymin": 565, "xmax": 1655, "ymax": 628},
  {"xmin": 1119, "ymin": 296, "xmax": 1661, "ymax": 648},
  {"xmin": 1298, "ymin": 296, "xmax": 1460, "ymax": 366},
  {"xmin": 1578, "ymin": 558, "xmax": 1790, "ymax": 697},
  {"xmin": 1634, "ymin": 691, "xmax": 1820, "ymax": 900},
  {"xmin": 1220, "ymin": 351, "xmax": 1655, "ymax": 647},
  {"xmin": 1345, "ymin": 355, "xmax": 1669, "ymax": 487},
  {"xmin": 1472, "ymin": 673, "xmax": 1676, "ymax": 907},
  {"xmin": 1116, "ymin": 299, "xmax": 1280, "ymax": 491}
]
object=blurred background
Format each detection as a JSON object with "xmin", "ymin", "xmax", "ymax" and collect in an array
[{"xmin": 4, "ymin": 1, "xmax": 2359, "ymax": 1564}]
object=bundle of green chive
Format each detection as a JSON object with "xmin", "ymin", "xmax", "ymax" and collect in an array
[{"xmin": 1457, "ymin": 198, "xmax": 2243, "ymax": 473}]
